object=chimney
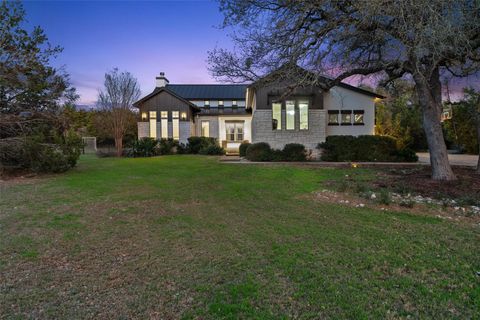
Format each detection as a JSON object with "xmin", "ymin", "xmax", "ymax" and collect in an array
[{"xmin": 156, "ymin": 72, "xmax": 169, "ymax": 87}]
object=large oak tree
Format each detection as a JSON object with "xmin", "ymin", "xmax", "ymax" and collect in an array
[{"xmin": 208, "ymin": 0, "xmax": 480, "ymax": 180}]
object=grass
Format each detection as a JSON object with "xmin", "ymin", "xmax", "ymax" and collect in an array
[{"xmin": 0, "ymin": 155, "xmax": 479, "ymax": 319}]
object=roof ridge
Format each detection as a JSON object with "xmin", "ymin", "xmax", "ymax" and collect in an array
[{"xmin": 167, "ymin": 84, "xmax": 249, "ymax": 86}]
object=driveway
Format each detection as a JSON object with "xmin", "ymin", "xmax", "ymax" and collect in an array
[{"xmin": 417, "ymin": 152, "xmax": 478, "ymax": 167}]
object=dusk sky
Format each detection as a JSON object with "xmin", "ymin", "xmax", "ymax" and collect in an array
[
  {"xmin": 23, "ymin": 1, "xmax": 478, "ymax": 105},
  {"xmin": 23, "ymin": 0, "xmax": 232, "ymax": 105}
]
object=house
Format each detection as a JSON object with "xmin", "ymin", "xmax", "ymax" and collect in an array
[{"xmin": 133, "ymin": 70, "xmax": 383, "ymax": 156}]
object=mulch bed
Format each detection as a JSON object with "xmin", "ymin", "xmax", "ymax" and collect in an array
[{"xmin": 373, "ymin": 167, "xmax": 480, "ymax": 201}]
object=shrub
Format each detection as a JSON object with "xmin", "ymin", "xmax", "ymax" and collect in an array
[
  {"xmin": 239, "ymin": 142, "xmax": 251, "ymax": 157},
  {"xmin": 158, "ymin": 138, "xmax": 179, "ymax": 155},
  {"xmin": 318, "ymin": 135, "xmax": 417, "ymax": 162},
  {"xmin": 131, "ymin": 138, "xmax": 158, "ymax": 157},
  {"xmin": 199, "ymin": 144, "xmax": 225, "ymax": 155},
  {"xmin": 282, "ymin": 143, "xmax": 307, "ymax": 161},
  {"xmin": 245, "ymin": 142, "xmax": 272, "ymax": 161},
  {"xmin": 187, "ymin": 136, "xmax": 218, "ymax": 154},
  {"xmin": 378, "ymin": 189, "xmax": 392, "ymax": 205},
  {"xmin": 0, "ymin": 130, "xmax": 83, "ymax": 173},
  {"xmin": 318, "ymin": 136, "xmax": 357, "ymax": 161},
  {"xmin": 270, "ymin": 149, "xmax": 285, "ymax": 161}
]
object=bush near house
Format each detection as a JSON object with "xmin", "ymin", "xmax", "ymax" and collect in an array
[
  {"xmin": 187, "ymin": 137, "xmax": 220, "ymax": 154},
  {"xmin": 239, "ymin": 142, "xmax": 251, "ymax": 157},
  {"xmin": 245, "ymin": 142, "xmax": 308, "ymax": 162},
  {"xmin": 282, "ymin": 143, "xmax": 308, "ymax": 161},
  {"xmin": 318, "ymin": 135, "xmax": 418, "ymax": 162},
  {"xmin": 128, "ymin": 137, "xmax": 224, "ymax": 158}
]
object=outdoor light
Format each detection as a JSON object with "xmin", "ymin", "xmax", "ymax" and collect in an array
[
  {"xmin": 181, "ymin": 112, "xmax": 187, "ymax": 120},
  {"xmin": 351, "ymin": 163, "xmax": 358, "ymax": 168},
  {"xmin": 141, "ymin": 112, "xmax": 147, "ymax": 120}
]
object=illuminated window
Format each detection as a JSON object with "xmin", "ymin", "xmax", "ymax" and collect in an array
[
  {"xmin": 180, "ymin": 112, "xmax": 187, "ymax": 120},
  {"xmin": 201, "ymin": 121, "xmax": 210, "ymax": 137},
  {"xmin": 286, "ymin": 100, "xmax": 295, "ymax": 130},
  {"xmin": 204, "ymin": 100, "xmax": 210, "ymax": 107},
  {"xmin": 341, "ymin": 110, "xmax": 352, "ymax": 125},
  {"xmin": 299, "ymin": 100, "xmax": 308, "ymax": 130},
  {"xmin": 232, "ymin": 100, "xmax": 237, "ymax": 106},
  {"xmin": 272, "ymin": 102, "xmax": 281, "ymax": 130},
  {"xmin": 161, "ymin": 111, "xmax": 168, "ymax": 138},
  {"xmin": 226, "ymin": 122, "xmax": 244, "ymax": 142},
  {"xmin": 172, "ymin": 111, "xmax": 179, "ymax": 140},
  {"xmin": 219, "ymin": 100, "xmax": 224, "ymax": 106},
  {"xmin": 328, "ymin": 110, "xmax": 339, "ymax": 125},
  {"xmin": 141, "ymin": 112, "xmax": 147, "ymax": 121},
  {"xmin": 353, "ymin": 110, "xmax": 364, "ymax": 125},
  {"xmin": 149, "ymin": 111, "xmax": 157, "ymax": 138}
]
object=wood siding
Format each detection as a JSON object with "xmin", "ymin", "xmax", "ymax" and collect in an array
[
  {"xmin": 254, "ymin": 82, "xmax": 324, "ymax": 110},
  {"xmin": 137, "ymin": 91, "xmax": 194, "ymax": 121}
]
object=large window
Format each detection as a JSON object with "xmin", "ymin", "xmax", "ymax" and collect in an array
[
  {"xmin": 286, "ymin": 100, "xmax": 295, "ymax": 130},
  {"xmin": 172, "ymin": 111, "xmax": 179, "ymax": 140},
  {"xmin": 149, "ymin": 111, "xmax": 157, "ymax": 138},
  {"xmin": 272, "ymin": 102, "xmax": 282, "ymax": 130},
  {"xmin": 299, "ymin": 100, "xmax": 309, "ymax": 130},
  {"xmin": 353, "ymin": 110, "xmax": 364, "ymax": 125},
  {"xmin": 226, "ymin": 121, "xmax": 244, "ymax": 142},
  {"xmin": 341, "ymin": 110, "xmax": 352, "ymax": 125},
  {"xmin": 201, "ymin": 121, "xmax": 210, "ymax": 137},
  {"xmin": 161, "ymin": 111, "xmax": 168, "ymax": 138}
]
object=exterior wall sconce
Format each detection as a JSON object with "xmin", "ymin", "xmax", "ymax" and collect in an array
[
  {"xmin": 141, "ymin": 112, "xmax": 147, "ymax": 121},
  {"xmin": 180, "ymin": 112, "xmax": 187, "ymax": 120}
]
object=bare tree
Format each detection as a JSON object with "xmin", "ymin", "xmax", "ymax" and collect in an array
[
  {"xmin": 98, "ymin": 69, "xmax": 140, "ymax": 156},
  {"xmin": 209, "ymin": 0, "xmax": 480, "ymax": 180}
]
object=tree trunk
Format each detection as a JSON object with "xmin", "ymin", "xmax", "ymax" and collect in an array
[
  {"xmin": 413, "ymin": 70, "xmax": 456, "ymax": 181},
  {"xmin": 115, "ymin": 136, "xmax": 123, "ymax": 157},
  {"xmin": 476, "ymin": 114, "xmax": 480, "ymax": 173}
]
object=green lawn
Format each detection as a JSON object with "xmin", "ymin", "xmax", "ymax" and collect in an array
[{"xmin": 1, "ymin": 156, "xmax": 478, "ymax": 319}]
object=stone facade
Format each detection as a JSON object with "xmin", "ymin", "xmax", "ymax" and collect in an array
[
  {"xmin": 251, "ymin": 109, "xmax": 326, "ymax": 158},
  {"xmin": 138, "ymin": 122, "xmax": 149, "ymax": 138}
]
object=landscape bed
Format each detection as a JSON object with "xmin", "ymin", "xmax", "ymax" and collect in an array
[{"xmin": 0, "ymin": 155, "xmax": 479, "ymax": 318}]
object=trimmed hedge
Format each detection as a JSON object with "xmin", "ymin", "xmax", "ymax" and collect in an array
[
  {"xmin": 282, "ymin": 143, "xmax": 307, "ymax": 161},
  {"xmin": 245, "ymin": 142, "xmax": 273, "ymax": 161},
  {"xmin": 245, "ymin": 142, "xmax": 308, "ymax": 162},
  {"xmin": 239, "ymin": 142, "xmax": 251, "ymax": 157},
  {"xmin": 318, "ymin": 135, "xmax": 418, "ymax": 162},
  {"xmin": 187, "ymin": 137, "xmax": 220, "ymax": 154},
  {"xmin": 199, "ymin": 144, "xmax": 225, "ymax": 155}
]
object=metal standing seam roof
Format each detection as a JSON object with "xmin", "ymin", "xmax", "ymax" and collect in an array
[{"xmin": 166, "ymin": 84, "xmax": 248, "ymax": 100}]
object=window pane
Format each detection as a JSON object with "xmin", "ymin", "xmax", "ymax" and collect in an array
[
  {"xmin": 201, "ymin": 121, "xmax": 210, "ymax": 137},
  {"xmin": 172, "ymin": 111, "xmax": 179, "ymax": 118},
  {"xmin": 354, "ymin": 113, "xmax": 364, "ymax": 124},
  {"xmin": 341, "ymin": 112, "xmax": 352, "ymax": 124},
  {"xmin": 173, "ymin": 118, "xmax": 179, "ymax": 140},
  {"xmin": 272, "ymin": 102, "xmax": 281, "ymax": 130},
  {"xmin": 299, "ymin": 100, "xmax": 308, "ymax": 130},
  {"xmin": 204, "ymin": 100, "xmax": 210, "ymax": 106},
  {"xmin": 161, "ymin": 118, "xmax": 168, "ymax": 138},
  {"xmin": 149, "ymin": 111, "xmax": 157, "ymax": 119},
  {"xmin": 286, "ymin": 101, "xmax": 295, "ymax": 130},
  {"xmin": 161, "ymin": 111, "xmax": 168, "ymax": 119},
  {"xmin": 328, "ymin": 113, "xmax": 339, "ymax": 124}
]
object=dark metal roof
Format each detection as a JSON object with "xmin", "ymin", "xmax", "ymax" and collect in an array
[
  {"xmin": 133, "ymin": 87, "xmax": 201, "ymax": 110},
  {"xmin": 166, "ymin": 84, "xmax": 247, "ymax": 100},
  {"xmin": 197, "ymin": 107, "xmax": 251, "ymax": 116}
]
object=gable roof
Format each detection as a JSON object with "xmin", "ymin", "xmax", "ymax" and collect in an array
[
  {"xmin": 133, "ymin": 87, "xmax": 201, "ymax": 110},
  {"xmin": 250, "ymin": 65, "xmax": 384, "ymax": 99},
  {"xmin": 166, "ymin": 84, "xmax": 247, "ymax": 100}
]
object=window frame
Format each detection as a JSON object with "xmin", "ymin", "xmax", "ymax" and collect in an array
[
  {"xmin": 328, "ymin": 110, "xmax": 339, "ymax": 125},
  {"xmin": 272, "ymin": 102, "xmax": 282, "ymax": 130},
  {"xmin": 353, "ymin": 110, "xmax": 365, "ymax": 125},
  {"xmin": 341, "ymin": 110, "xmax": 352, "ymax": 126},
  {"xmin": 225, "ymin": 121, "xmax": 244, "ymax": 142},
  {"xmin": 161, "ymin": 111, "xmax": 168, "ymax": 138},
  {"xmin": 172, "ymin": 111, "xmax": 179, "ymax": 140},
  {"xmin": 298, "ymin": 99, "xmax": 309, "ymax": 130},
  {"xmin": 201, "ymin": 120, "xmax": 210, "ymax": 137},
  {"xmin": 285, "ymin": 100, "xmax": 295, "ymax": 130}
]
